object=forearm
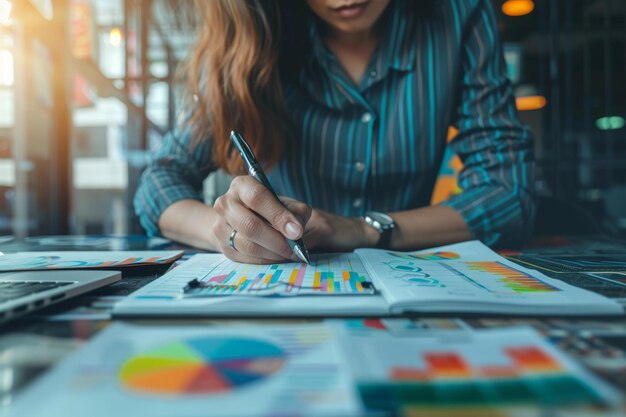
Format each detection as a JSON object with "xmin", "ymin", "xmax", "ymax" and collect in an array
[
  {"xmin": 158, "ymin": 199, "xmax": 220, "ymax": 251},
  {"xmin": 158, "ymin": 199, "xmax": 471, "ymax": 254},
  {"xmin": 310, "ymin": 205, "xmax": 472, "ymax": 252},
  {"xmin": 385, "ymin": 205, "xmax": 472, "ymax": 250}
]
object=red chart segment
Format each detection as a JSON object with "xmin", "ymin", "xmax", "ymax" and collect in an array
[
  {"xmin": 119, "ymin": 337, "xmax": 286, "ymax": 395},
  {"xmin": 184, "ymin": 365, "xmax": 232, "ymax": 393}
]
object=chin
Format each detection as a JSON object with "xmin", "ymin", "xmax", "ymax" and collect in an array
[
  {"xmin": 332, "ymin": 19, "xmax": 379, "ymax": 34},
  {"xmin": 307, "ymin": 0, "xmax": 391, "ymax": 36}
]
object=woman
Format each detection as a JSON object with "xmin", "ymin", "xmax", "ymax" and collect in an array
[{"xmin": 135, "ymin": 0, "xmax": 534, "ymax": 264}]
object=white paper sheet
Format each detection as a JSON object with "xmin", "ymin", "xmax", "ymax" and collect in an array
[
  {"xmin": 332, "ymin": 324, "xmax": 622, "ymax": 410},
  {"xmin": 114, "ymin": 253, "xmax": 387, "ymax": 317},
  {"xmin": 5, "ymin": 323, "xmax": 361, "ymax": 417}
]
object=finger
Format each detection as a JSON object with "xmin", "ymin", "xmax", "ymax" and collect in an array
[
  {"xmin": 231, "ymin": 176, "xmax": 304, "ymax": 240},
  {"xmin": 232, "ymin": 234, "xmax": 292, "ymax": 263},
  {"xmin": 222, "ymin": 243, "xmax": 282, "ymax": 265},
  {"xmin": 227, "ymin": 203, "xmax": 297, "ymax": 261},
  {"xmin": 216, "ymin": 222, "xmax": 281, "ymax": 264},
  {"xmin": 213, "ymin": 206, "xmax": 294, "ymax": 262},
  {"xmin": 222, "ymin": 244, "xmax": 274, "ymax": 265},
  {"xmin": 281, "ymin": 197, "xmax": 312, "ymax": 227}
]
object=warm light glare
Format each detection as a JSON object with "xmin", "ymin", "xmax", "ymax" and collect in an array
[
  {"xmin": 515, "ymin": 95, "xmax": 546, "ymax": 111},
  {"xmin": 502, "ymin": 0, "xmax": 535, "ymax": 17},
  {"xmin": 31, "ymin": 0, "xmax": 53, "ymax": 20},
  {"xmin": 0, "ymin": 49, "xmax": 13, "ymax": 86},
  {"xmin": 109, "ymin": 27, "xmax": 122, "ymax": 47},
  {"xmin": 0, "ymin": 0, "xmax": 12, "ymax": 25},
  {"xmin": 596, "ymin": 116, "xmax": 625, "ymax": 131}
]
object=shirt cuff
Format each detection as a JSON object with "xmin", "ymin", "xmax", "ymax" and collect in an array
[
  {"xmin": 440, "ymin": 186, "xmax": 525, "ymax": 246},
  {"xmin": 134, "ymin": 176, "xmax": 203, "ymax": 237}
]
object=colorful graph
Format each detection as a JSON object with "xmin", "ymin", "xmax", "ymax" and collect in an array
[
  {"xmin": 465, "ymin": 261, "xmax": 560, "ymax": 293},
  {"xmin": 388, "ymin": 251, "xmax": 460, "ymax": 261},
  {"xmin": 390, "ymin": 346, "xmax": 561, "ymax": 382},
  {"xmin": 358, "ymin": 342, "xmax": 608, "ymax": 409},
  {"xmin": 119, "ymin": 337, "xmax": 286, "ymax": 395},
  {"xmin": 0, "ymin": 251, "xmax": 181, "ymax": 271},
  {"xmin": 187, "ymin": 254, "xmax": 372, "ymax": 296}
]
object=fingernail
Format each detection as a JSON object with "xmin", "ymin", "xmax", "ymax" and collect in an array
[{"xmin": 285, "ymin": 222, "xmax": 302, "ymax": 239}]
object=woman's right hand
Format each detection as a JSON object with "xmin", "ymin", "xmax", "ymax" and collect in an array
[{"xmin": 210, "ymin": 175, "xmax": 312, "ymax": 264}]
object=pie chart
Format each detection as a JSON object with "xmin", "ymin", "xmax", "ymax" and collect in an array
[{"xmin": 119, "ymin": 337, "xmax": 286, "ymax": 395}]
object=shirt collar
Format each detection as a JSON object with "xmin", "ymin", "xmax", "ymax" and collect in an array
[
  {"xmin": 298, "ymin": 2, "xmax": 418, "ymax": 110},
  {"xmin": 307, "ymin": 19, "xmax": 340, "ymax": 73}
]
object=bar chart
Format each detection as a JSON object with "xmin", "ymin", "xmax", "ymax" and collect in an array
[
  {"xmin": 187, "ymin": 253, "xmax": 373, "ymax": 296},
  {"xmin": 465, "ymin": 261, "xmax": 560, "ymax": 293},
  {"xmin": 340, "ymin": 327, "xmax": 615, "ymax": 411}
]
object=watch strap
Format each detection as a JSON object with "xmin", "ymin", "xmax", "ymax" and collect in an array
[
  {"xmin": 364, "ymin": 211, "xmax": 395, "ymax": 249},
  {"xmin": 377, "ymin": 227, "xmax": 393, "ymax": 249}
]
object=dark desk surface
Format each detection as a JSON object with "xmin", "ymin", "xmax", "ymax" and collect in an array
[{"xmin": 1, "ymin": 234, "xmax": 626, "ymax": 415}]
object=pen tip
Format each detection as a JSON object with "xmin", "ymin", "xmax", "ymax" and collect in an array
[{"xmin": 294, "ymin": 246, "xmax": 311, "ymax": 265}]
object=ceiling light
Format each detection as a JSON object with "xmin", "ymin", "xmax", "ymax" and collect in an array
[
  {"xmin": 109, "ymin": 27, "xmax": 123, "ymax": 47},
  {"xmin": 502, "ymin": 0, "xmax": 535, "ymax": 17},
  {"xmin": 0, "ymin": 49, "xmax": 13, "ymax": 86},
  {"xmin": 0, "ymin": 0, "xmax": 12, "ymax": 25},
  {"xmin": 515, "ymin": 95, "xmax": 546, "ymax": 111},
  {"xmin": 0, "ymin": 50, "xmax": 14, "ymax": 86},
  {"xmin": 596, "ymin": 116, "xmax": 625, "ymax": 131}
]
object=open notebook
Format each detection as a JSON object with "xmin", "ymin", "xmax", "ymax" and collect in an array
[{"xmin": 113, "ymin": 241, "xmax": 623, "ymax": 317}]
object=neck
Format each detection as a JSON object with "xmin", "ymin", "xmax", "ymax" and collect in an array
[
  {"xmin": 324, "ymin": 27, "xmax": 379, "ymax": 50},
  {"xmin": 321, "ymin": 25, "xmax": 381, "ymax": 85}
]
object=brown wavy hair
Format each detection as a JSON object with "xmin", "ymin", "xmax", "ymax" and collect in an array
[{"xmin": 180, "ymin": 0, "xmax": 310, "ymax": 175}]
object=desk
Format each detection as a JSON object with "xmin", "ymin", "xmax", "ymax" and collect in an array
[{"xmin": 1, "ymin": 234, "xmax": 626, "ymax": 415}]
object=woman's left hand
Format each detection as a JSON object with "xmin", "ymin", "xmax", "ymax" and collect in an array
[{"xmin": 299, "ymin": 207, "xmax": 379, "ymax": 252}]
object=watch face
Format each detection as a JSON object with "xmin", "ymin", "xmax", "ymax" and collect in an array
[{"xmin": 365, "ymin": 211, "xmax": 395, "ymax": 229}]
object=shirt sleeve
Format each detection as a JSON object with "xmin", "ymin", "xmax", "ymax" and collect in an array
[
  {"xmin": 133, "ymin": 128, "xmax": 215, "ymax": 236},
  {"xmin": 440, "ymin": 0, "xmax": 535, "ymax": 247}
]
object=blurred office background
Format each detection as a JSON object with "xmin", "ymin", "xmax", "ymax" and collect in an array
[{"xmin": 0, "ymin": 0, "xmax": 624, "ymax": 238}]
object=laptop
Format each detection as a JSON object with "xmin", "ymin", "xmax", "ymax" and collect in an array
[{"xmin": 0, "ymin": 270, "xmax": 121, "ymax": 323}]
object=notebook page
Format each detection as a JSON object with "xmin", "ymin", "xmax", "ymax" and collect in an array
[{"xmin": 356, "ymin": 241, "xmax": 622, "ymax": 315}]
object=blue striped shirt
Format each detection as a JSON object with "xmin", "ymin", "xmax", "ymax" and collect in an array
[{"xmin": 134, "ymin": 0, "xmax": 535, "ymax": 246}]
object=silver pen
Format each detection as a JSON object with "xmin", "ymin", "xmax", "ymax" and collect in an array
[{"xmin": 230, "ymin": 130, "xmax": 311, "ymax": 264}]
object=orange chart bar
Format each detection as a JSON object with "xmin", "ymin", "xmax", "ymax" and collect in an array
[
  {"xmin": 466, "ymin": 261, "xmax": 560, "ymax": 292},
  {"xmin": 506, "ymin": 346, "xmax": 562, "ymax": 373},
  {"xmin": 424, "ymin": 352, "xmax": 472, "ymax": 379},
  {"xmin": 387, "ymin": 345, "xmax": 564, "ymax": 382}
]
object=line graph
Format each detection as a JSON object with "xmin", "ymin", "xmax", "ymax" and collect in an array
[{"xmin": 187, "ymin": 254, "xmax": 373, "ymax": 296}]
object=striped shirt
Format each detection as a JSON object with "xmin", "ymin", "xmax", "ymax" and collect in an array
[{"xmin": 134, "ymin": 0, "xmax": 535, "ymax": 246}]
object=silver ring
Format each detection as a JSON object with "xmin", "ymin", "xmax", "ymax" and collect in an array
[{"xmin": 228, "ymin": 229, "xmax": 238, "ymax": 252}]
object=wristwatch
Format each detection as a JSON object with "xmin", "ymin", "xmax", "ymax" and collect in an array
[{"xmin": 363, "ymin": 211, "xmax": 396, "ymax": 249}]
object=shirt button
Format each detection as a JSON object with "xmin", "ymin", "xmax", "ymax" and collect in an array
[
  {"xmin": 353, "ymin": 198, "xmax": 363, "ymax": 208},
  {"xmin": 369, "ymin": 69, "xmax": 377, "ymax": 78},
  {"xmin": 354, "ymin": 161, "xmax": 365, "ymax": 172},
  {"xmin": 361, "ymin": 112, "xmax": 372, "ymax": 123}
]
